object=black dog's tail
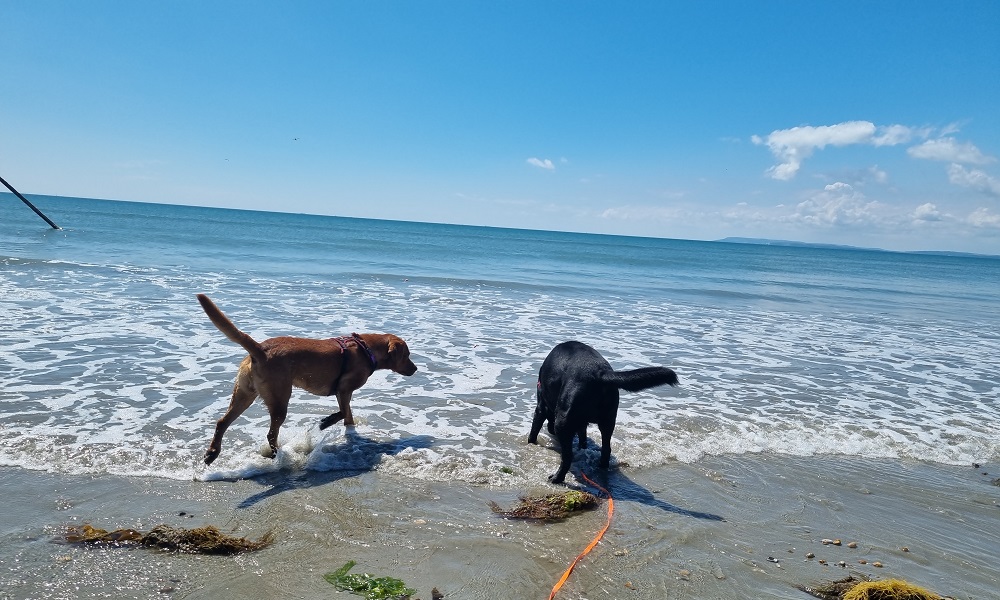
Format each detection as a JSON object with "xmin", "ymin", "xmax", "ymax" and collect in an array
[{"xmin": 602, "ymin": 366, "xmax": 678, "ymax": 392}]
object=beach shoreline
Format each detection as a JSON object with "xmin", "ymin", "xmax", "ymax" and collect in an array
[{"xmin": 2, "ymin": 454, "xmax": 997, "ymax": 600}]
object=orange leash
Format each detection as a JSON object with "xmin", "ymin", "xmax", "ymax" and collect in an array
[{"xmin": 548, "ymin": 473, "xmax": 615, "ymax": 599}]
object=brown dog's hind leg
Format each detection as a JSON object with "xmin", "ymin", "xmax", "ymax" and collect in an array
[
  {"xmin": 319, "ymin": 411, "xmax": 344, "ymax": 430},
  {"xmin": 258, "ymin": 383, "xmax": 291, "ymax": 459},
  {"xmin": 205, "ymin": 371, "xmax": 258, "ymax": 465},
  {"xmin": 264, "ymin": 406, "xmax": 287, "ymax": 459}
]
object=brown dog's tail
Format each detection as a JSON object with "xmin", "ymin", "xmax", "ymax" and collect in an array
[
  {"xmin": 602, "ymin": 366, "xmax": 679, "ymax": 392},
  {"xmin": 196, "ymin": 294, "xmax": 266, "ymax": 364}
]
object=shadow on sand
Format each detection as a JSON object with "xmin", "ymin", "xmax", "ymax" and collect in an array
[
  {"xmin": 237, "ymin": 430, "xmax": 434, "ymax": 509},
  {"xmin": 588, "ymin": 468, "xmax": 726, "ymax": 522},
  {"xmin": 549, "ymin": 439, "xmax": 726, "ymax": 522}
]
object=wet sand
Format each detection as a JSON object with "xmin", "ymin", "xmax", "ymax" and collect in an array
[{"xmin": 2, "ymin": 455, "xmax": 998, "ymax": 599}]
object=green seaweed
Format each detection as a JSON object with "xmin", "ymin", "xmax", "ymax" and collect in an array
[
  {"xmin": 64, "ymin": 523, "xmax": 274, "ymax": 555},
  {"xmin": 324, "ymin": 560, "xmax": 416, "ymax": 600},
  {"xmin": 488, "ymin": 490, "xmax": 600, "ymax": 521},
  {"xmin": 799, "ymin": 576, "xmax": 946, "ymax": 600}
]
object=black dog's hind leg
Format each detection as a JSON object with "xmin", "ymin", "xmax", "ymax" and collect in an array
[
  {"xmin": 597, "ymin": 419, "xmax": 616, "ymax": 469},
  {"xmin": 549, "ymin": 417, "xmax": 576, "ymax": 484},
  {"xmin": 577, "ymin": 425, "xmax": 587, "ymax": 449},
  {"xmin": 528, "ymin": 382, "xmax": 548, "ymax": 444},
  {"xmin": 528, "ymin": 407, "xmax": 546, "ymax": 444}
]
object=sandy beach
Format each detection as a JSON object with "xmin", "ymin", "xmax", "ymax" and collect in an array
[{"xmin": 3, "ymin": 454, "xmax": 998, "ymax": 600}]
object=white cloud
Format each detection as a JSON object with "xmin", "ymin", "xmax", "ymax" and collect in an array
[
  {"xmin": 913, "ymin": 203, "xmax": 943, "ymax": 222},
  {"xmin": 599, "ymin": 205, "xmax": 688, "ymax": 222},
  {"xmin": 872, "ymin": 124, "xmax": 917, "ymax": 146},
  {"xmin": 967, "ymin": 208, "xmax": 1000, "ymax": 229},
  {"xmin": 526, "ymin": 157, "xmax": 555, "ymax": 170},
  {"xmin": 791, "ymin": 182, "xmax": 883, "ymax": 226},
  {"xmin": 947, "ymin": 163, "xmax": 1000, "ymax": 197},
  {"xmin": 940, "ymin": 122, "xmax": 963, "ymax": 136},
  {"xmin": 753, "ymin": 121, "xmax": 920, "ymax": 180},
  {"xmin": 907, "ymin": 138, "xmax": 995, "ymax": 165},
  {"xmin": 867, "ymin": 165, "xmax": 888, "ymax": 184}
]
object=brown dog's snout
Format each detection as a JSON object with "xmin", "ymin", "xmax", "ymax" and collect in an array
[{"xmin": 399, "ymin": 360, "xmax": 418, "ymax": 376}]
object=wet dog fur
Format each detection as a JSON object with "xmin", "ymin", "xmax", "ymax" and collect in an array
[
  {"xmin": 529, "ymin": 341, "xmax": 678, "ymax": 483},
  {"xmin": 196, "ymin": 294, "xmax": 417, "ymax": 465}
]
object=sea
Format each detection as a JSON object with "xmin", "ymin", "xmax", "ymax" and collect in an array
[
  {"xmin": 2, "ymin": 193, "xmax": 999, "ymax": 483},
  {"xmin": 2, "ymin": 193, "xmax": 1000, "ymax": 599}
]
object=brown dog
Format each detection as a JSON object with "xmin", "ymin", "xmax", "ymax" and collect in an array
[{"xmin": 196, "ymin": 294, "xmax": 418, "ymax": 465}]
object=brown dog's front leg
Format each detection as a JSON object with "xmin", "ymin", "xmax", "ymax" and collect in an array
[
  {"xmin": 205, "ymin": 384, "xmax": 257, "ymax": 465},
  {"xmin": 205, "ymin": 421, "xmax": 226, "ymax": 465}
]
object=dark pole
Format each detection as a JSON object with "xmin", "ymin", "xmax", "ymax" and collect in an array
[{"xmin": 0, "ymin": 174, "xmax": 61, "ymax": 230}]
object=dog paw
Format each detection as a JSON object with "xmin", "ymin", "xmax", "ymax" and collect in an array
[
  {"xmin": 204, "ymin": 451, "xmax": 219, "ymax": 466},
  {"xmin": 548, "ymin": 474, "xmax": 566, "ymax": 485}
]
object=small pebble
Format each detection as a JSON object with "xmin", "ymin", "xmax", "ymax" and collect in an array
[
  {"xmin": 837, "ymin": 561, "xmax": 847, "ymax": 568},
  {"xmin": 847, "ymin": 541, "xmax": 858, "ymax": 548},
  {"xmin": 833, "ymin": 539, "xmax": 842, "ymax": 546},
  {"xmin": 822, "ymin": 538, "xmax": 833, "ymax": 545},
  {"xmin": 625, "ymin": 581, "xmax": 636, "ymax": 590},
  {"xmin": 901, "ymin": 546, "xmax": 910, "ymax": 552},
  {"xmin": 873, "ymin": 561, "xmax": 884, "ymax": 568},
  {"xmin": 858, "ymin": 560, "xmax": 868, "ymax": 565},
  {"xmin": 818, "ymin": 559, "xmax": 827, "ymax": 565},
  {"xmin": 677, "ymin": 569, "xmax": 691, "ymax": 580},
  {"xmin": 805, "ymin": 552, "xmax": 815, "ymax": 559}
]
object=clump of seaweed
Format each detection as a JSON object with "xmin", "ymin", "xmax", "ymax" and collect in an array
[
  {"xmin": 800, "ymin": 576, "xmax": 945, "ymax": 600},
  {"xmin": 64, "ymin": 523, "xmax": 274, "ymax": 555},
  {"xmin": 324, "ymin": 560, "xmax": 416, "ymax": 600},
  {"xmin": 843, "ymin": 580, "xmax": 943, "ymax": 600},
  {"xmin": 488, "ymin": 490, "xmax": 600, "ymax": 521}
]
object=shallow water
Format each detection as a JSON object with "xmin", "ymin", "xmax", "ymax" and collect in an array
[{"xmin": 3, "ymin": 195, "xmax": 999, "ymax": 488}]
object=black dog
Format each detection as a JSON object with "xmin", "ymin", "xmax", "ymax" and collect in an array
[{"xmin": 528, "ymin": 341, "xmax": 678, "ymax": 484}]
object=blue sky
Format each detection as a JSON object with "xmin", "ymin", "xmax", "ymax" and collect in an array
[{"xmin": 3, "ymin": 1, "xmax": 999, "ymax": 253}]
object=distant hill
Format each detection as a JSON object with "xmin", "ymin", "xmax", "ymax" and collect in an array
[
  {"xmin": 716, "ymin": 237, "xmax": 997, "ymax": 259},
  {"xmin": 716, "ymin": 237, "xmax": 880, "ymax": 251}
]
